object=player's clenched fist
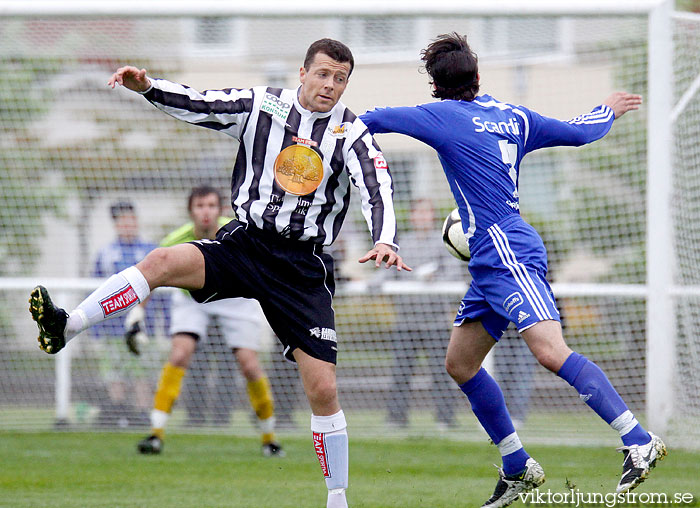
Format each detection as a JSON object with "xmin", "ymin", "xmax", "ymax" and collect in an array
[{"xmin": 108, "ymin": 66, "xmax": 151, "ymax": 92}]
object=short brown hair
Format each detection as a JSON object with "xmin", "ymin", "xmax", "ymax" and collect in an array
[
  {"xmin": 421, "ymin": 32, "xmax": 479, "ymax": 102},
  {"xmin": 187, "ymin": 185, "xmax": 222, "ymax": 212},
  {"xmin": 110, "ymin": 200, "xmax": 135, "ymax": 220},
  {"xmin": 304, "ymin": 38, "xmax": 354, "ymax": 76}
]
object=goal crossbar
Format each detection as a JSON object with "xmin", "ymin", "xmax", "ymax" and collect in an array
[{"xmin": 0, "ymin": 0, "xmax": 668, "ymax": 18}]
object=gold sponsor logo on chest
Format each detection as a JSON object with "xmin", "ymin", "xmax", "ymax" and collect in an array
[{"xmin": 274, "ymin": 144, "xmax": 323, "ymax": 196}]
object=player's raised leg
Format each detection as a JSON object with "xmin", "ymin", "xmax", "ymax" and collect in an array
[
  {"xmin": 295, "ymin": 350, "xmax": 348, "ymax": 508},
  {"xmin": 29, "ymin": 244, "xmax": 205, "ymax": 354},
  {"xmin": 446, "ymin": 321, "xmax": 544, "ymax": 508},
  {"xmin": 522, "ymin": 320, "xmax": 667, "ymax": 493}
]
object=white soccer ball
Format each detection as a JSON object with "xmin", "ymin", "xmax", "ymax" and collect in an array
[{"xmin": 442, "ymin": 208, "xmax": 470, "ymax": 262}]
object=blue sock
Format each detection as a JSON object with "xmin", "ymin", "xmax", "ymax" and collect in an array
[
  {"xmin": 558, "ymin": 352, "xmax": 650, "ymax": 446},
  {"xmin": 460, "ymin": 368, "xmax": 529, "ymax": 475}
]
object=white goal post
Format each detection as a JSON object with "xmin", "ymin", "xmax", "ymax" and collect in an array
[{"xmin": 1, "ymin": 0, "xmax": 698, "ymax": 450}]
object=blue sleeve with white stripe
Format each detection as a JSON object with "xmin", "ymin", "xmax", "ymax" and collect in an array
[
  {"xmin": 522, "ymin": 105, "xmax": 615, "ymax": 154},
  {"xmin": 360, "ymin": 106, "xmax": 444, "ymax": 148}
]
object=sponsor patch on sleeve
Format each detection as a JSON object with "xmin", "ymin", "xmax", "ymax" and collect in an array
[{"xmin": 373, "ymin": 153, "xmax": 388, "ymax": 171}]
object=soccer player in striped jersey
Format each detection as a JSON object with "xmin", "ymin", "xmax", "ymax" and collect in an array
[
  {"xmin": 125, "ymin": 185, "xmax": 283, "ymax": 457},
  {"xmin": 29, "ymin": 38, "xmax": 409, "ymax": 508},
  {"xmin": 361, "ymin": 33, "xmax": 666, "ymax": 507}
]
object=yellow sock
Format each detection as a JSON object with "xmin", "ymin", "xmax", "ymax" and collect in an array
[
  {"xmin": 247, "ymin": 376, "xmax": 276, "ymax": 443},
  {"xmin": 150, "ymin": 363, "xmax": 185, "ymax": 439},
  {"xmin": 153, "ymin": 362, "xmax": 185, "ymax": 415}
]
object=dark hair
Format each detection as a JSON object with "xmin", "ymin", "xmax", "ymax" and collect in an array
[
  {"xmin": 304, "ymin": 38, "xmax": 354, "ymax": 76},
  {"xmin": 110, "ymin": 200, "xmax": 135, "ymax": 220},
  {"xmin": 421, "ymin": 32, "xmax": 479, "ymax": 102},
  {"xmin": 187, "ymin": 185, "xmax": 222, "ymax": 211}
]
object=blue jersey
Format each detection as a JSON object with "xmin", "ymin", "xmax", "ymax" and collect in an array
[
  {"xmin": 361, "ymin": 95, "xmax": 614, "ymax": 246},
  {"xmin": 94, "ymin": 238, "xmax": 156, "ymax": 278},
  {"xmin": 362, "ymin": 95, "xmax": 616, "ymax": 338}
]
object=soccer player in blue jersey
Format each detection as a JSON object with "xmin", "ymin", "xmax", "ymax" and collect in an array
[{"xmin": 361, "ymin": 33, "xmax": 666, "ymax": 508}]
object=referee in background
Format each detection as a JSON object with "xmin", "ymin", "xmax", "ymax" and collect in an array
[{"xmin": 30, "ymin": 38, "xmax": 410, "ymax": 508}]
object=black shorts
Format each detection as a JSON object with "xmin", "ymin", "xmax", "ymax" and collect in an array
[{"xmin": 189, "ymin": 220, "xmax": 337, "ymax": 364}]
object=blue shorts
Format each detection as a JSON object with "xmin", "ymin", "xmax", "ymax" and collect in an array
[{"xmin": 454, "ymin": 216, "xmax": 560, "ymax": 341}]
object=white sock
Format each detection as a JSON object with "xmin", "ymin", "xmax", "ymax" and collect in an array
[
  {"xmin": 311, "ymin": 410, "xmax": 349, "ymax": 508},
  {"xmin": 65, "ymin": 266, "xmax": 150, "ymax": 340},
  {"xmin": 497, "ymin": 432, "xmax": 524, "ymax": 457},
  {"xmin": 610, "ymin": 410, "xmax": 639, "ymax": 438},
  {"xmin": 151, "ymin": 409, "xmax": 169, "ymax": 430},
  {"xmin": 327, "ymin": 489, "xmax": 348, "ymax": 508},
  {"xmin": 259, "ymin": 416, "xmax": 276, "ymax": 434}
]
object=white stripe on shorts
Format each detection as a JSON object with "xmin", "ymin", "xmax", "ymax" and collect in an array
[
  {"xmin": 493, "ymin": 224, "xmax": 553, "ymax": 320},
  {"xmin": 492, "ymin": 224, "xmax": 553, "ymax": 320},
  {"xmin": 487, "ymin": 224, "xmax": 552, "ymax": 321}
]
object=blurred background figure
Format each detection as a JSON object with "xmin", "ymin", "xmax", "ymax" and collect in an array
[
  {"xmin": 91, "ymin": 201, "xmax": 161, "ymax": 428},
  {"xmin": 383, "ymin": 198, "xmax": 467, "ymax": 429},
  {"xmin": 180, "ymin": 322, "xmax": 241, "ymax": 428},
  {"xmin": 181, "ymin": 329, "xmax": 296, "ymax": 431},
  {"xmin": 130, "ymin": 186, "xmax": 284, "ymax": 456}
]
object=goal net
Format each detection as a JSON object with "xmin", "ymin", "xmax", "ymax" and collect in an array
[{"xmin": 1, "ymin": 2, "xmax": 697, "ymax": 450}]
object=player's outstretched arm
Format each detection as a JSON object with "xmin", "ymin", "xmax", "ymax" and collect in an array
[
  {"xmin": 108, "ymin": 66, "xmax": 151, "ymax": 92},
  {"xmin": 603, "ymin": 92, "xmax": 642, "ymax": 119},
  {"xmin": 359, "ymin": 243, "xmax": 412, "ymax": 271}
]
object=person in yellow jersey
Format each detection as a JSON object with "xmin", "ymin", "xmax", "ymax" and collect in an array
[{"xmin": 125, "ymin": 185, "xmax": 284, "ymax": 457}]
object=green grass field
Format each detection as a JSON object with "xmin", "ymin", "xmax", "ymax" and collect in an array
[{"xmin": 1, "ymin": 432, "xmax": 698, "ymax": 508}]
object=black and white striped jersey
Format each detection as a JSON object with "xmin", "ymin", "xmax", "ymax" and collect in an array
[{"xmin": 142, "ymin": 79, "xmax": 397, "ymax": 248}]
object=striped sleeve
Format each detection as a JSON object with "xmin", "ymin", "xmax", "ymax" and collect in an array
[
  {"xmin": 344, "ymin": 119, "xmax": 398, "ymax": 249},
  {"xmin": 522, "ymin": 104, "xmax": 615, "ymax": 154},
  {"xmin": 142, "ymin": 78, "xmax": 254, "ymax": 140}
]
